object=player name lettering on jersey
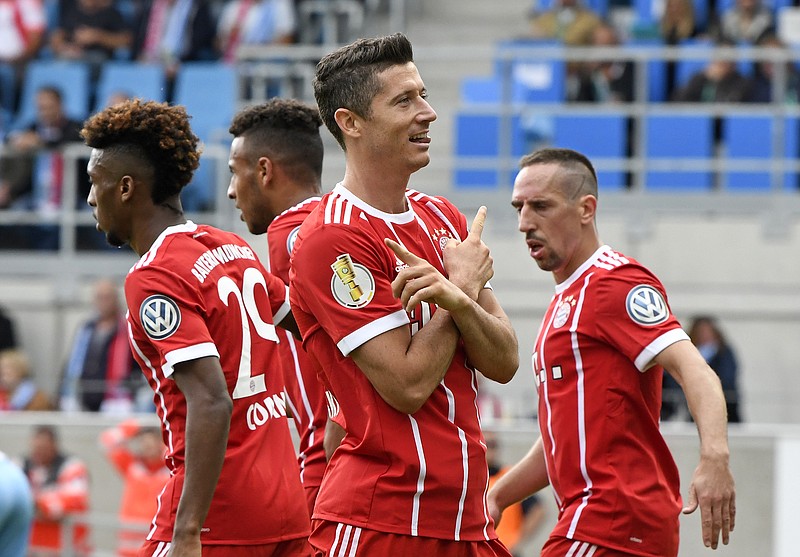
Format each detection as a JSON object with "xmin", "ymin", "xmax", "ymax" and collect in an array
[
  {"xmin": 190, "ymin": 244, "xmax": 257, "ymax": 283},
  {"xmin": 246, "ymin": 391, "xmax": 288, "ymax": 431}
]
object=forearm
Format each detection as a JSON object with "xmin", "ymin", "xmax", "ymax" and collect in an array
[
  {"xmin": 682, "ymin": 365, "xmax": 730, "ymax": 460},
  {"xmin": 489, "ymin": 438, "xmax": 549, "ymax": 513},
  {"xmin": 352, "ymin": 309, "xmax": 460, "ymax": 414},
  {"xmin": 450, "ymin": 289, "xmax": 518, "ymax": 383},
  {"xmin": 173, "ymin": 394, "xmax": 232, "ymax": 539}
]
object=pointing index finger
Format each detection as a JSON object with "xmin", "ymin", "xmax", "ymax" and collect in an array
[
  {"xmin": 385, "ymin": 238, "xmax": 423, "ymax": 265},
  {"xmin": 469, "ymin": 206, "xmax": 487, "ymax": 239}
]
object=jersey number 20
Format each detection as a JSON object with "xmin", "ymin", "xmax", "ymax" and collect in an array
[{"xmin": 217, "ymin": 267, "xmax": 279, "ymax": 400}]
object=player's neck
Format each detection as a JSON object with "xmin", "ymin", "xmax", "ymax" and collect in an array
[
  {"xmin": 341, "ymin": 164, "xmax": 410, "ymax": 214},
  {"xmin": 283, "ymin": 187, "xmax": 320, "ymax": 212},
  {"xmin": 131, "ymin": 205, "xmax": 187, "ymax": 256}
]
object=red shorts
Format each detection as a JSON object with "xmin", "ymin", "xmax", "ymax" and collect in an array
[
  {"xmin": 309, "ymin": 519, "xmax": 512, "ymax": 557},
  {"xmin": 137, "ymin": 537, "xmax": 312, "ymax": 557},
  {"xmin": 541, "ymin": 536, "xmax": 647, "ymax": 557}
]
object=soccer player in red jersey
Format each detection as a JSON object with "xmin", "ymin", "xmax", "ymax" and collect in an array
[
  {"xmin": 227, "ymin": 98, "xmax": 346, "ymax": 515},
  {"xmin": 288, "ymin": 33, "xmax": 519, "ymax": 556},
  {"xmin": 83, "ymin": 99, "xmax": 311, "ymax": 557},
  {"xmin": 489, "ymin": 148, "xmax": 736, "ymax": 557}
]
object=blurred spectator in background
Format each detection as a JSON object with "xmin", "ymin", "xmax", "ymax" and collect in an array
[
  {"xmin": 713, "ymin": 0, "xmax": 774, "ymax": 45},
  {"xmin": 0, "ymin": 0, "xmax": 46, "ymax": 92},
  {"xmin": 672, "ymin": 39, "xmax": 752, "ymax": 102},
  {"xmin": 49, "ymin": 0, "xmax": 133, "ymax": 68},
  {"xmin": 528, "ymin": 0, "xmax": 602, "ymax": 46},
  {"xmin": 486, "ymin": 431, "xmax": 546, "ymax": 557},
  {"xmin": 746, "ymin": 32, "xmax": 800, "ymax": 103},
  {"xmin": 689, "ymin": 315, "xmax": 742, "ymax": 423},
  {"xmin": 0, "ymin": 450, "xmax": 34, "ymax": 557},
  {"xmin": 132, "ymin": 0, "xmax": 218, "ymax": 85},
  {"xmin": 21, "ymin": 425, "xmax": 90, "ymax": 557},
  {"xmin": 0, "ymin": 85, "xmax": 82, "ymax": 211},
  {"xmin": 100, "ymin": 419, "xmax": 169, "ymax": 557},
  {"xmin": 0, "ymin": 349, "xmax": 54, "ymax": 410},
  {"xmin": 60, "ymin": 278, "xmax": 140, "ymax": 413},
  {"xmin": 660, "ymin": 0, "xmax": 697, "ymax": 44},
  {"xmin": 0, "ymin": 305, "xmax": 16, "ymax": 350},
  {"xmin": 217, "ymin": 0, "xmax": 296, "ymax": 63},
  {"xmin": 567, "ymin": 21, "xmax": 634, "ymax": 103},
  {"xmin": 662, "ymin": 315, "xmax": 742, "ymax": 423}
]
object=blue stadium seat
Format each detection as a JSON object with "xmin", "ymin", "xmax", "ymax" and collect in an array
[
  {"xmin": 173, "ymin": 62, "xmax": 238, "ymax": 210},
  {"xmin": 627, "ymin": 38, "xmax": 668, "ymax": 102},
  {"xmin": 453, "ymin": 112, "xmax": 526, "ymax": 188},
  {"xmin": 722, "ymin": 115, "xmax": 800, "ymax": 191},
  {"xmin": 533, "ymin": 0, "xmax": 608, "ymax": 17},
  {"xmin": 645, "ymin": 114, "xmax": 714, "ymax": 190},
  {"xmin": 675, "ymin": 39, "xmax": 754, "ymax": 92},
  {"xmin": 460, "ymin": 76, "xmax": 504, "ymax": 104},
  {"xmin": 173, "ymin": 62, "xmax": 237, "ymax": 142},
  {"xmin": 494, "ymin": 40, "xmax": 566, "ymax": 103},
  {"xmin": 552, "ymin": 112, "xmax": 628, "ymax": 191},
  {"xmin": 15, "ymin": 60, "xmax": 91, "ymax": 128},
  {"xmin": 94, "ymin": 62, "xmax": 166, "ymax": 112}
]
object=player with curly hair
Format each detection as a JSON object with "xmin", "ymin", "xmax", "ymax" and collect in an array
[{"xmin": 84, "ymin": 99, "xmax": 311, "ymax": 556}]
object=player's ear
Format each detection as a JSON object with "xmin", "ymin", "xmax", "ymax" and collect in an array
[
  {"xmin": 258, "ymin": 156, "xmax": 273, "ymax": 189},
  {"xmin": 119, "ymin": 175, "xmax": 135, "ymax": 202},
  {"xmin": 579, "ymin": 194, "xmax": 597, "ymax": 224},
  {"xmin": 334, "ymin": 108, "xmax": 361, "ymax": 140}
]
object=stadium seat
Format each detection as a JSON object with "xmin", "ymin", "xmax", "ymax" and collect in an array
[
  {"xmin": 494, "ymin": 40, "xmax": 566, "ymax": 103},
  {"xmin": 453, "ymin": 112, "xmax": 526, "ymax": 188},
  {"xmin": 721, "ymin": 115, "xmax": 800, "ymax": 191},
  {"xmin": 645, "ymin": 113, "xmax": 714, "ymax": 190},
  {"xmin": 173, "ymin": 62, "xmax": 238, "ymax": 210},
  {"xmin": 627, "ymin": 38, "xmax": 668, "ymax": 102},
  {"xmin": 460, "ymin": 76, "xmax": 504, "ymax": 104},
  {"xmin": 675, "ymin": 39, "xmax": 754, "ymax": 92},
  {"xmin": 552, "ymin": 112, "xmax": 628, "ymax": 191},
  {"xmin": 173, "ymin": 62, "xmax": 237, "ymax": 142},
  {"xmin": 15, "ymin": 60, "xmax": 91, "ymax": 128},
  {"xmin": 94, "ymin": 62, "xmax": 166, "ymax": 112}
]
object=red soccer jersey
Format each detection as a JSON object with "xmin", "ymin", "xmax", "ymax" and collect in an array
[
  {"xmin": 267, "ymin": 197, "xmax": 330, "ymax": 498},
  {"xmin": 124, "ymin": 221, "xmax": 310, "ymax": 545},
  {"xmin": 289, "ymin": 184, "xmax": 496, "ymax": 541},
  {"xmin": 533, "ymin": 246, "xmax": 687, "ymax": 557}
]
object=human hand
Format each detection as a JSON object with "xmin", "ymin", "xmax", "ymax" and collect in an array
[
  {"xmin": 682, "ymin": 454, "xmax": 735, "ymax": 549},
  {"xmin": 443, "ymin": 206, "xmax": 493, "ymax": 300},
  {"xmin": 385, "ymin": 239, "xmax": 469, "ymax": 313},
  {"xmin": 74, "ymin": 27, "xmax": 100, "ymax": 46}
]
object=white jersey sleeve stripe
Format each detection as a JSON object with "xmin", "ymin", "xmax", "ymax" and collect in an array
[
  {"xmin": 634, "ymin": 329, "xmax": 691, "ymax": 372},
  {"xmin": 161, "ymin": 342, "xmax": 219, "ymax": 377},
  {"xmin": 336, "ymin": 310, "xmax": 409, "ymax": 356}
]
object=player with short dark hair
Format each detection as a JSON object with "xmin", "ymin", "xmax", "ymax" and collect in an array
[
  {"xmin": 289, "ymin": 33, "xmax": 519, "ymax": 556},
  {"xmin": 83, "ymin": 99, "xmax": 311, "ymax": 556},
  {"xmin": 227, "ymin": 98, "xmax": 345, "ymax": 514},
  {"xmin": 488, "ymin": 147, "xmax": 736, "ymax": 556}
]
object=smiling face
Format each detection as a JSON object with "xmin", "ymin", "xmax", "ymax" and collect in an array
[
  {"xmin": 357, "ymin": 62, "xmax": 437, "ymax": 175},
  {"xmin": 511, "ymin": 162, "xmax": 597, "ymax": 283},
  {"xmin": 227, "ymin": 136, "xmax": 272, "ymax": 235},
  {"xmin": 86, "ymin": 148, "xmax": 130, "ymax": 248}
]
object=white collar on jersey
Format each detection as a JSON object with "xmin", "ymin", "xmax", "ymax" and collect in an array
[
  {"xmin": 133, "ymin": 220, "xmax": 199, "ymax": 271},
  {"xmin": 332, "ymin": 182, "xmax": 417, "ymax": 224},
  {"xmin": 554, "ymin": 244, "xmax": 612, "ymax": 293}
]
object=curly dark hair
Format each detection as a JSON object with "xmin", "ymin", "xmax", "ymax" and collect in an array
[
  {"xmin": 229, "ymin": 99, "xmax": 323, "ymax": 182},
  {"xmin": 313, "ymin": 33, "xmax": 413, "ymax": 150},
  {"xmin": 81, "ymin": 99, "xmax": 200, "ymax": 205}
]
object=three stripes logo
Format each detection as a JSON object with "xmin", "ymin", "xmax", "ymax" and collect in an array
[
  {"xmin": 625, "ymin": 285, "xmax": 669, "ymax": 326},
  {"xmin": 140, "ymin": 295, "xmax": 181, "ymax": 340}
]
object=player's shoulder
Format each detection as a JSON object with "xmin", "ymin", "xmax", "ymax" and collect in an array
[{"xmin": 593, "ymin": 247, "xmax": 657, "ymax": 281}]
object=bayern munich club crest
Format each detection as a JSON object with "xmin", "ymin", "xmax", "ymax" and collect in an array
[
  {"xmin": 140, "ymin": 295, "xmax": 181, "ymax": 340},
  {"xmin": 330, "ymin": 253, "xmax": 375, "ymax": 309},
  {"xmin": 625, "ymin": 285, "xmax": 669, "ymax": 326}
]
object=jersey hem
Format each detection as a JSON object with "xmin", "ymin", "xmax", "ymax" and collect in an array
[
  {"xmin": 311, "ymin": 511, "xmax": 495, "ymax": 542},
  {"xmin": 634, "ymin": 329, "xmax": 690, "ymax": 371},
  {"xmin": 162, "ymin": 342, "xmax": 220, "ymax": 377},
  {"xmin": 336, "ymin": 310, "xmax": 410, "ymax": 356}
]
